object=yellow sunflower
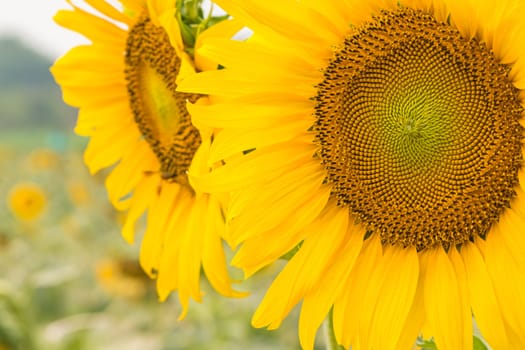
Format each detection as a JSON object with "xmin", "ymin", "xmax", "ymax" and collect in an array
[
  {"xmin": 51, "ymin": 0, "xmax": 244, "ymax": 317},
  {"xmin": 7, "ymin": 182, "xmax": 47, "ymax": 222},
  {"xmin": 179, "ymin": 0, "xmax": 525, "ymax": 348},
  {"xmin": 95, "ymin": 258, "xmax": 148, "ymax": 300}
]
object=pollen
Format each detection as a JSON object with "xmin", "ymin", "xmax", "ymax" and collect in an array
[{"xmin": 314, "ymin": 7, "xmax": 523, "ymax": 250}]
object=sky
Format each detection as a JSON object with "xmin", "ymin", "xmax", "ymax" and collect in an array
[
  {"xmin": 0, "ymin": 1, "xmax": 222, "ymax": 61},
  {"xmin": 0, "ymin": 0, "xmax": 90, "ymax": 60}
]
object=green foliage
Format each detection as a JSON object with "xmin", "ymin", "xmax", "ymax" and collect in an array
[
  {"xmin": 473, "ymin": 336, "xmax": 489, "ymax": 350},
  {"xmin": 0, "ymin": 133, "xmax": 308, "ymax": 349},
  {"xmin": 417, "ymin": 337, "xmax": 438, "ymax": 350},
  {"xmin": 0, "ymin": 38, "xmax": 51, "ymax": 87},
  {"xmin": 417, "ymin": 336, "xmax": 490, "ymax": 350},
  {"xmin": 176, "ymin": 0, "xmax": 229, "ymax": 57}
]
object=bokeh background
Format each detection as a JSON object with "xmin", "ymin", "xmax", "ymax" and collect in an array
[{"xmin": 0, "ymin": 2, "xmax": 310, "ymax": 349}]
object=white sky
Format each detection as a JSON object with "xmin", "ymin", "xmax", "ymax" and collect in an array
[
  {"xmin": 0, "ymin": 1, "xmax": 223, "ymax": 61},
  {"xmin": 0, "ymin": 0, "xmax": 90, "ymax": 60}
]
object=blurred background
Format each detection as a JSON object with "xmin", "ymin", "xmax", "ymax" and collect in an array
[{"xmin": 0, "ymin": 1, "xmax": 308, "ymax": 349}]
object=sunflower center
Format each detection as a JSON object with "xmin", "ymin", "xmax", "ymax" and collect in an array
[
  {"xmin": 125, "ymin": 16, "xmax": 201, "ymax": 185},
  {"xmin": 314, "ymin": 7, "xmax": 523, "ymax": 250}
]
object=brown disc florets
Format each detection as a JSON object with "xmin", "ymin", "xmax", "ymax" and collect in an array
[
  {"xmin": 314, "ymin": 7, "xmax": 523, "ymax": 250},
  {"xmin": 125, "ymin": 16, "xmax": 201, "ymax": 186}
]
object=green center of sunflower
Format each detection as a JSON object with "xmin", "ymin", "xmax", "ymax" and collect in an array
[
  {"xmin": 125, "ymin": 16, "xmax": 201, "ymax": 186},
  {"xmin": 314, "ymin": 7, "xmax": 523, "ymax": 250}
]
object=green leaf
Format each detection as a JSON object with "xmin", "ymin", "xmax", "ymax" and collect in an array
[
  {"xmin": 280, "ymin": 241, "xmax": 303, "ymax": 261},
  {"xmin": 416, "ymin": 337, "xmax": 438, "ymax": 350},
  {"xmin": 473, "ymin": 336, "xmax": 488, "ymax": 350},
  {"xmin": 417, "ymin": 336, "xmax": 489, "ymax": 350},
  {"xmin": 176, "ymin": 0, "xmax": 231, "ymax": 58}
]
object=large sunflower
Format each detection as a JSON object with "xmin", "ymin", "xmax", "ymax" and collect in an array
[
  {"xmin": 179, "ymin": 0, "xmax": 525, "ymax": 348},
  {"xmin": 51, "ymin": 0, "xmax": 244, "ymax": 317}
]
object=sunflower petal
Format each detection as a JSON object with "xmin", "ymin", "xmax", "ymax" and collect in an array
[
  {"xmin": 189, "ymin": 141, "xmax": 316, "ymax": 193},
  {"xmin": 461, "ymin": 242, "xmax": 509, "ymax": 349},
  {"xmin": 483, "ymin": 228, "xmax": 525, "ymax": 344},
  {"xmin": 299, "ymin": 223, "xmax": 365, "ymax": 350},
  {"xmin": 332, "ymin": 234, "xmax": 383, "ymax": 349},
  {"xmin": 121, "ymin": 175, "xmax": 159, "ymax": 243},
  {"xmin": 368, "ymin": 246, "xmax": 419, "ymax": 350},
  {"xmin": 252, "ymin": 204, "xmax": 349, "ymax": 330},
  {"xmin": 421, "ymin": 246, "xmax": 465, "ymax": 350}
]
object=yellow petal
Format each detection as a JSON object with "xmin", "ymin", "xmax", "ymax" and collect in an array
[
  {"xmin": 332, "ymin": 234, "xmax": 383, "ymax": 349},
  {"xmin": 105, "ymin": 140, "xmax": 156, "ymax": 209},
  {"xmin": 209, "ymin": 119, "xmax": 312, "ymax": 164},
  {"xmin": 252, "ymin": 204, "xmax": 348, "ymax": 330},
  {"xmin": 421, "ymin": 246, "xmax": 465, "ymax": 350},
  {"xmin": 230, "ymin": 163, "xmax": 324, "ymax": 240},
  {"xmin": 201, "ymin": 195, "xmax": 246, "ymax": 298},
  {"xmin": 154, "ymin": 196, "xmax": 188, "ymax": 299},
  {"xmin": 52, "ymin": 45, "xmax": 125, "ymax": 87},
  {"xmin": 493, "ymin": 207, "xmax": 525, "ymax": 271},
  {"xmin": 189, "ymin": 141, "xmax": 316, "ymax": 193},
  {"xmin": 177, "ymin": 195, "xmax": 206, "ymax": 309},
  {"xmin": 195, "ymin": 18, "xmax": 245, "ymax": 72},
  {"xmin": 196, "ymin": 37, "xmax": 321, "ymax": 81},
  {"xmin": 448, "ymin": 247, "xmax": 474, "ymax": 350},
  {"xmin": 483, "ymin": 228, "xmax": 525, "ymax": 344},
  {"xmin": 74, "ymin": 101, "xmax": 132, "ymax": 136},
  {"xmin": 60, "ymin": 84, "xmax": 129, "ymax": 109},
  {"xmin": 368, "ymin": 246, "xmax": 419, "ymax": 350},
  {"xmin": 299, "ymin": 223, "xmax": 365, "ymax": 350},
  {"xmin": 232, "ymin": 185, "xmax": 331, "ymax": 276},
  {"xmin": 54, "ymin": 5, "xmax": 126, "ymax": 46},
  {"xmin": 121, "ymin": 175, "xmax": 159, "ymax": 243},
  {"xmin": 461, "ymin": 241, "xmax": 509, "ymax": 349},
  {"xmin": 213, "ymin": 0, "xmax": 338, "ymax": 50},
  {"xmin": 85, "ymin": 0, "xmax": 134, "ymax": 24},
  {"xmin": 179, "ymin": 69, "xmax": 316, "ymax": 99},
  {"xmin": 186, "ymin": 97, "xmax": 312, "ymax": 130},
  {"xmin": 393, "ymin": 272, "xmax": 425, "ymax": 350},
  {"xmin": 442, "ymin": 0, "xmax": 479, "ymax": 39},
  {"xmin": 140, "ymin": 183, "xmax": 181, "ymax": 279},
  {"xmin": 121, "ymin": 0, "xmax": 145, "ymax": 15},
  {"xmin": 83, "ymin": 123, "xmax": 140, "ymax": 173},
  {"xmin": 301, "ymin": 0, "xmax": 354, "ymax": 38}
]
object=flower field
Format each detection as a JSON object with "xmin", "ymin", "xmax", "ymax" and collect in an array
[{"xmin": 0, "ymin": 130, "xmax": 304, "ymax": 350}]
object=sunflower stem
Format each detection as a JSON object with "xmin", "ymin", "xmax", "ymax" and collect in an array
[{"xmin": 324, "ymin": 309, "xmax": 343, "ymax": 350}]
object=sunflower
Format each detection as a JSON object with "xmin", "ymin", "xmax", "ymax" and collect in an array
[
  {"xmin": 7, "ymin": 182, "xmax": 47, "ymax": 222},
  {"xmin": 179, "ymin": 0, "xmax": 525, "ymax": 348},
  {"xmin": 27, "ymin": 148, "xmax": 60, "ymax": 171},
  {"xmin": 95, "ymin": 258, "xmax": 148, "ymax": 300},
  {"xmin": 51, "ymin": 0, "xmax": 244, "ymax": 317}
]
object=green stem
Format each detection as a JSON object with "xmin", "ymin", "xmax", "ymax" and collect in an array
[{"xmin": 324, "ymin": 309, "xmax": 343, "ymax": 350}]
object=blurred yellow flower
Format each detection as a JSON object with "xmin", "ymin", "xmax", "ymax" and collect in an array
[
  {"xmin": 95, "ymin": 259, "xmax": 147, "ymax": 300},
  {"xmin": 51, "ymin": 0, "xmax": 245, "ymax": 317},
  {"xmin": 7, "ymin": 182, "xmax": 47, "ymax": 222},
  {"xmin": 27, "ymin": 148, "xmax": 60, "ymax": 171},
  {"xmin": 66, "ymin": 180, "xmax": 91, "ymax": 206}
]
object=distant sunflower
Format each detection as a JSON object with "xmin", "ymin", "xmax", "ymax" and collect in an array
[
  {"xmin": 66, "ymin": 180, "xmax": 91, "ymax": 206},
  {"xmin": 27, "ymin": 148, "xmax": 60, "ymax": 171},
  {"xmin": 95, "ymin": 258, "xmax": 148, "ymax": 300},
  {"xmin": 180, "ymin": 0, "xmax": 525, "ymax": 348},
  {"xmin": 7, "ymin": 182, "xmax": 47, "ymax": 222},
  {"xmin": 51, "ymin": 0, "xmax": 244, "ymax": 317}
]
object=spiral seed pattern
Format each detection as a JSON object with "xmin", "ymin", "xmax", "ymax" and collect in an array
[{"xmin": 314, "ymin": 8, "xmax": 523, "ymax": 250}]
